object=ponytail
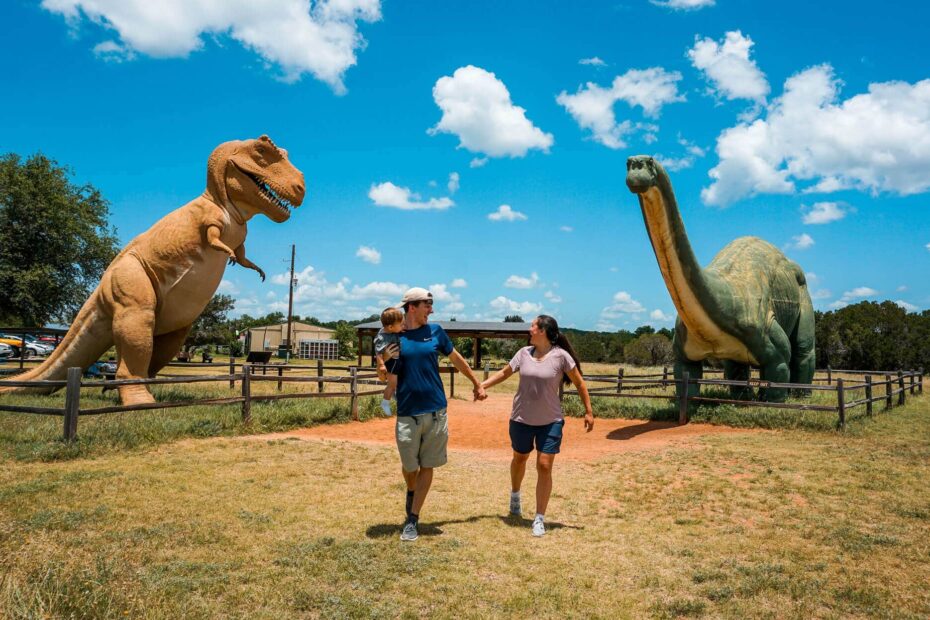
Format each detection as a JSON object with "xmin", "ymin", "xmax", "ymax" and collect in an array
[{"xmin": 535, "ymin": 315, "xmax": 582, "ymax": 384}]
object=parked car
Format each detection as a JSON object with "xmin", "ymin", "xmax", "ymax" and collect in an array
[
  {"xmin": 85, "ymin": 359, "xmax": 117, "ymax": 380},
  {"xmin": 0, "ymin": 342, "xmax": 12, "ymax": 361},
  {"xmin": 0, "ymin": 334, "xmax": 54, "ymax": 358}
]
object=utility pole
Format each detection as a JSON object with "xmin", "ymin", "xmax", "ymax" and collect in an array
[{"xmin": 285, "ymin": 244, "xmax": 295, "ymax": 360}]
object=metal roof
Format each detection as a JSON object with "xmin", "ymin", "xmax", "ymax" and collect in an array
[{"xmin": 355, "ymin": 320, "xmax": 531, "ymax": 337}]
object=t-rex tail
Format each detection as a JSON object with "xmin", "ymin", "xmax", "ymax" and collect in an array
[{"xmin": 0, "ymin": 290, "xmax": 113, "ymax": 396}]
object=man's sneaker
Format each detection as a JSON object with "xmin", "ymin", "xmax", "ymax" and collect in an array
[
  {"xmin": 400, "ymin": 520, "xmax": 419, "ymax": 542},
  {"xmin": 509, "ymin": 494, "xmax": 521, "ymax": 516},
  {"xmin": 532, "ymin": 516, "xmax": 546, "ymax": 537}
]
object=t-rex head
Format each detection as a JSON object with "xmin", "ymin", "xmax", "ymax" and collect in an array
[
  {"xmin": 206, "ymin": 135, "xmax": 306, "ymax": 223},
  {"xmin": 626, "ymin": 155, "xmax": 662, "ymax": 195}
]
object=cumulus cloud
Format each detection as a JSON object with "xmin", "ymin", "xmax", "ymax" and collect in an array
[
  {"xmin": 41, "ymin": 0, "xmax": 382, "ymax": 93},
  {"xmin": 896, "ymin": 300, "xmax": 919, "ymax": 313},
  {"xmin": 926, "ymin": 242, "xmax": 930, "ymax": 252},
  {"xmin": 447, "ymin": 172, "xmax": 460, "ymax": 194},
  {"xmin": 451, "ymin": 278, "xmax": 467, "ymax": 288},
  {"xmin": 355, "ymin": 245, "xmax": 381, "ymax": 264},
  {"xmin": 786, "ymin": 233, "xmax": 815, "ymax": 250},
  {"xmin": 556, "ymin": 67, "xmax": 684, "ymax": 148},
  {"xmin": 688, "ymin": 31, "xmax": 769, "ymax": 103},
  {"xmin": 650, "ymin": 309, "xmax": 674, "ymax": 322},
  {"xmin": 489, "ymin": 296, "xmax": 542, "ymax": 316},
  {"xmin": 802, "ymin": 201, "xmax": 847, "ymax": 225},
  {"xmin": 600, "ymin": 291, "xmax": 647, "ymax": 323},
  {"xmin": 811, "ymin": 289, "xmax": 832, "ymax": 300},
  {"xmin": 829, "ymin": 286, "xmax": 878, "ymax": 309},
  {"xmin": 368, "ymin": 182, "xmax": 454, "ymax": 210},
  {"xmin": 469, "ymin": 157, "xmax": 488, "ymax": 168},
  {"xmin": 703, "ymin": 65, "xmax": 930, "ymax": 206},
  {"xmin": 217, "ymin": 279, "xmax": 238, "ymax": 294},
  {"xmin": 488, "ymin": 204, "xmax": 527, "ymax": 222},
  {"xmin": 651, "ymin": 0, "xmax": 715, "ymax": 9},
  {"xmin": 559, "ymin": 225, "xmax": 573, "ymax": 232},
  {"xmin": 579, "ymin": 57, "xmax": 606, "ymax": 67},
  {"xmin": 544, "ymin": 290, "xmax": 562, "ymax": 303},
  {"xmin": 429, "ymin": 65, "xmax": 553, "ymax": 158},
  {"xmin": 505, "ymin": 272, "xmax": 539, "ymax": 289}
]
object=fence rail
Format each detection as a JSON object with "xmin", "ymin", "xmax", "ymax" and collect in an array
[{"xmin": 0, "ymin": 358, "xmax": 924, "ymax": 440}]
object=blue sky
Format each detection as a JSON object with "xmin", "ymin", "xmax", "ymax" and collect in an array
[{"xmin": 2, "ymin": 0, "xmax": 928, "ymax": 330}]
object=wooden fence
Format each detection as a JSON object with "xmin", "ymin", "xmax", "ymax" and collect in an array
[{"xmin": 562, "ymin": 366, "xmax": 924, "ymax": 429}]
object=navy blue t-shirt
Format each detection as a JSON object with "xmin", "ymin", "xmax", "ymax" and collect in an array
[{"xmin": 396, "ymin": 323, "xmax": 454, "ymax": 416}]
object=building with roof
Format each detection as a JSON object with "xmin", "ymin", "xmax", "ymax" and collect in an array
[{"xmin": 242, "ymin": 322, "xmax": 339, "ymax": 360}]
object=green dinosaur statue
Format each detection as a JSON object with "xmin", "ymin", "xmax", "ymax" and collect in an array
[
  {"xmin": 625, "ymin": 155, "xmax": 815, "ymax": 402},
  {"xmin": 1, "ymin": 135, "xmax": 305, "ymax": 406}
]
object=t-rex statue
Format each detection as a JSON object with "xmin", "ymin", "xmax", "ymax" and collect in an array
[
  {"xmin": 1, "ymin": 135, "xmax": 305, "ymax": 406},
  {"xmin": 625, "ymin": 155, "xmax": 815, "ymax": 402}
]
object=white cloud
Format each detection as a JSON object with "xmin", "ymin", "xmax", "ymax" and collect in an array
[
  {"xmin": 428, "ymin": 283, "xmax": 455, "ymax": 302},
  {"xmin": 811, "ymin": 289, "xmax": 832, "ymax": 300},
  {"xmin": 579, "ymin": 57, "xmax": 606, "ymax": 67},
  {"xmin": 217, "ymin": 279, "xmax": 238, "ymax": 294},
  {"xmin": 600, "ymin": 291, "xmax": 647, "ymax": 322},
  {"xmin": 802, "ymin": 201, "xmax": 847, "ymax": 225},
  {"xmin": 830, "ymin": 286, "xmax": 879, "ymax": 308},
  {"xmin": 429, "ymin": 65, "xmax": 553, "ymax": 158},
  {"xmin": 92, "ymin": 40, "xmax": 134, "ymax": 62},
  {"xmin": 448, "ymin": 172, "xmax": 460, "ymax": 194},
  {"xmin": 368, "ymin": 182, "xmax": 454, "ymax": 211},
  {"xmin": 651, "ymin": 0, "xmax": 715, "ymax": 9},
  {"xmin": 896, "ymin": 300, "xmax": 919, "ymax": 313},
  {"xmin": 489, "ymin": 296, "xmax": 542, "ymax": 316},
  {"xmin": 786, "ymin": 233, "xmax": 815, "ymax": 250},
  {"xmin": 505, "ymin": 272, "xmax": 539, "ymax": 289},
  {"xmin": 688, "ymin": 31, "xmax": 769, "ymax": 103},
  {"xmin": 559, "ymin": 225, "xmax": 573, "ymax": 232},
  {"xmin": 444, "ymin": 301, "xmax": 465, "ymax": 313},
  {"xmin": 355, "ymin": 245, "xmax": 381, "ymax": 264},
  {"xmin": 42, "ymin": 0, "xmax": 382, "ymax": 94},
  {"xmin": 451, "ymin": 278, "xmax": 468, "ymax": 288},
  {"xmin": 544, "ymin": 290, "xmax": 562, "ymax": 303},
  {"xmin": 488, "ymin": 204, "xmax": 527, "ymax": 222},
  {"xmin": 897, "ymin": 285, "xmax": 908, "ymax": 292},
  {"xmin": 703, "ymin": 66, "xmax": 930, "ymax": 206},
  {"xmin": 926, "ymin": 243, "xmax": 930, "ymax": 252},
  {"xmin": 469, "ymin": 157, "xmax": 488, "ymax": 168},
  {"xmin": 557, "ymin": 67, "xmax": 684, "ymax": 149},
  {"xmin": 650, "ymin": 309, "xmax": 674, "ymax": 322}
]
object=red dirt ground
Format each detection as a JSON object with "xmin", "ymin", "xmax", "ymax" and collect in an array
[{"xmin": 256, "ymin": 393, "xmax": 755, "ymax": 461}]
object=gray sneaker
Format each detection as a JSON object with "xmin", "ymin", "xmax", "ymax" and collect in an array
[
  {"xmin": 400, "ymin": 520, "xmax": 419, "ymax": 542},
  {"xmin": 532, "ymin": 516, "xmax": 546, "ymax": 537},
  {"xmin": 509, "ymin": 495, "xmax": 521, "ymax": 516}
]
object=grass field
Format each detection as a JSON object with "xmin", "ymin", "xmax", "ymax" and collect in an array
[{"xmin": 0, "ymin": 358, "xmax": 928, "ymax": 618}]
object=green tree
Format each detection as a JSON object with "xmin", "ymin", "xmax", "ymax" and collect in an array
[
  {"xmin": 625, "ymin": 333, "xmax": 673, "ymax": 366},
  {"xmin": 333, "ymin": 321, "xmax": 357, "ymax": 359},
  {"xmin": 185, "ymin": 294, "xmax": 236, "ymax": 352},
  {"xmin": 504, "ymin": 315, "xmax": 524, "ymax": 323},
  {"xmin": 0, "ymin": 153, "xmax": 119, "ymax": 325}
]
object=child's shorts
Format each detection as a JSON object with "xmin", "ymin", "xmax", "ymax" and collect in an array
[{"xmin": 384, "ymin": 357, "xmax": 401, "ymax": 374}]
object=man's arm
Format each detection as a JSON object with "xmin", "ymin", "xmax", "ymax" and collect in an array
[{"xmin": 447, "ymin": 349, "xmax": 487, "ymax": 401}]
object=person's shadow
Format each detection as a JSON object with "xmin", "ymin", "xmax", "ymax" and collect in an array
[
  {"xmin": 606, "ymin": 420, "xmax": 677, "ymax": 441},
  {"xmin": 366, "ymin": 513, "xmax": 583, "ymax": 538}
]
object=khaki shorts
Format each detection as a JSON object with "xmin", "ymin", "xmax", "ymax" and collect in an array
[{"xmin": 395, "ymin": 409, "xmax": 448, "ymax": 472}]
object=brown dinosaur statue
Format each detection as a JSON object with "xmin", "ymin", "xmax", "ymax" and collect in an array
[{"xmin": 1, "ymin": 135, "xmax": 305, "ymax": 405}]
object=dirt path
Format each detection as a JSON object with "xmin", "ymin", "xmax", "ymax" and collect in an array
[{"xmin": 253, "ymin": 394, "xmax": 756, "ymax": 462}]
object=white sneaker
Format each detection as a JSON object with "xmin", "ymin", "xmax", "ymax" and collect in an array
[
  {"xmin": 380, "ymin": 399, "xmax": 393, "ymax": 416},
  {"xmin": 509, "ymin": 494, "xmax": 521, "ymax": 516},
  {"xmin": 532, "ymin": 516, "xmax": 545, "ymax": 537}
]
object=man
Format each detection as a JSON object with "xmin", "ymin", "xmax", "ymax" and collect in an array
[{"xmin": 385, "ymin": 287, "xmax": 487, "ymax": 541}]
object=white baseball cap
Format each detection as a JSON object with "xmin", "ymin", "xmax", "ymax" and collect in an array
[{"xmin": 398, "ymin": 287, "xmax": 433, "ymax": 307}]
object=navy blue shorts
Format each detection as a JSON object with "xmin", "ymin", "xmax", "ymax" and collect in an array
[
  {"xmin": 509, "ymin": 420, "xmax": 564, "ymax": 455},
  {"xmin": 384, "ymin": 357, "xmax": 401, "ymax": 374}
]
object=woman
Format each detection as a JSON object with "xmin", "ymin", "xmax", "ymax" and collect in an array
[{"xmin": 480, "ymin": 315, "xmax": 593, "ymax": 537}]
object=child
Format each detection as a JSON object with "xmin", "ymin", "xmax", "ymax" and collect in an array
[{"xmin": 374, "ymin": 307, "xmax": 404, "ymax": 416}]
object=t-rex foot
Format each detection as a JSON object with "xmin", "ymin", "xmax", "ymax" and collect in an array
[{"xmin": 118, "ymin": 385, "xmax": 157, "ymax": 406}]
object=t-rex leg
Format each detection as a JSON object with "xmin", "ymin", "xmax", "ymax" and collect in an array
[
  {"xmin": 148, "ymin": 325, "xmax": 193, "ymax": 377},
  {"xmin": 789, "ymin": 297, "xmax": 816, "ymax": 397},
  {"xmin": 723, "ymin": 360, "xmax": 753, "ymax": 400},
  {"xmin": 109, "ymin": 258, "xmax": 158, "ymax": 405},
  {"xmin": 759, "ymin": 321, "xmax": 791, "ymax": 402}
]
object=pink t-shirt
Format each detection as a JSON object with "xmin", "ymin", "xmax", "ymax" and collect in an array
[{"xmin": 508, "ymin": 346, "xmax": 576, "ymax": 425}]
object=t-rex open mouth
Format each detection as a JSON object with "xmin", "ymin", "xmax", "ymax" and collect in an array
[{"xmin": 240, "ymin": 167, "xmax": 295, "ymax": 216}]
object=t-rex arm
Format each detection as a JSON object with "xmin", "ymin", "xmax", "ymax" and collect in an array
[{"xmin": 230, "ymin": 243, "xmax": 265, "ymax": 281}]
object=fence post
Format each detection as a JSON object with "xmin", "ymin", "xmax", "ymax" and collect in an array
[
  {"xmin": 229, "ymin": 357, "xmax": 236, "ymax": 390},
  {"xmin": 616, "ymin": 367, "xmax": 624, "ymax": 394},
  {"xmin": 826, "ymin": 366, "xmax": 832, "ymax": 386},
  {"xmin": 483, "ymin": 362, "xmax": 490, "ymax": 381},
  {"xmin": 63, "ymin": 367, "xmax": 82, "ymax": 441},
  {"xmin": 350, "ymin": 366, "xmax": 359, "ymax": 421},
  {"xmin": 277, "ymin": 365, "xmax": 283, "ymax": 392},
  {"xmin": 919, "ymin": 367, "xmax": 924, "ymax": 395},
  {"xmin": 909, "ymin": 370, "xmax": 916, "ymax": 395},
  {"xmin": 678, "ymin": 371, "xmax": 690, "ymax": 425},
  {"xmin": 898, "ymin": 370, "xmax": 906, "ymax": 406},
  {"xmin": 241, "ymin": 364, "xmax": 251, "ymax": 423},
  {"xmin": 865, "ymin": 375, "xmax": 873, "ymax": 417},
  {"xmin": 662, "ymin": 366, "xmax": 668, "ymax": 387},
  {"xmin": 836, "ymin": 378, "xmax": 846, "ymax": 430},
  {"xmin": 317, "ymin": 359, "xmax": 325, "ymax": 393},
  {"xmin": 449, "ymin": 367, "xmax": 455, "ymax": 398},
  {"xmin": 885, "ymin": 374, "xmax": 893, "ymax": 410}
]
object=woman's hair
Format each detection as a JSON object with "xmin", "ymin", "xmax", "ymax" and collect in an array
[{"xmin": 535, "ymin": 314, "xmax": 582, "ymax": 384}]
